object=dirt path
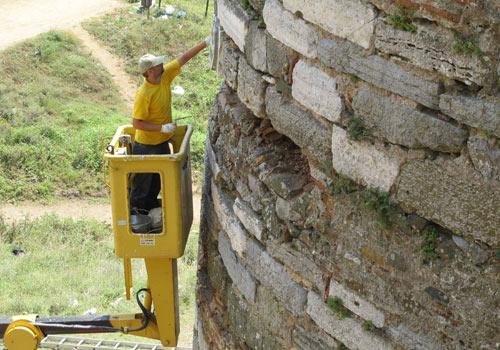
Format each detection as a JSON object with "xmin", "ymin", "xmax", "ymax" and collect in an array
[
  {"xmin": 0, "ymin": 199, "xmax": 112, "ymax": 224},
  {"xmin": 0, "ymin": 193, "xmax": 202, "ymax": 226},
  {"xmin": 71, "ymin": 25, "xmax": 137, "ymax": 109},
  {"xmin": 0, "ymin": 0, "xmax": 123, "ymax": 51}
]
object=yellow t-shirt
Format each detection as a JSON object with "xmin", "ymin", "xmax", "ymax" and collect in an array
[{"xmin": 133, "ymin": 59, "xmax": 181, "ymax": 145}]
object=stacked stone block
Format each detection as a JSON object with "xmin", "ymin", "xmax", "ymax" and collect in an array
[{"xmin": 195, "ymin": 0, "xmax": 499, "ymax": 349}]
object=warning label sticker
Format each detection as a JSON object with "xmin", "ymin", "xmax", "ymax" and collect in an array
[{"xmin": 140, "ymin": 238, "xmax": 155, "ymax": 246}]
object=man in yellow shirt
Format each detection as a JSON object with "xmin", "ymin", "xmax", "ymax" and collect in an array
[{"xmin": 130, "ymin": 37, "xmax": 209, "ymax": 213}]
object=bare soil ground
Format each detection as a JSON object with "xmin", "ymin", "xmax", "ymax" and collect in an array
[
  {"xmin": 0, "ymin": 0, "xmax": 123, "ymax": 50},
  {"xmin": 71, "ymin": 25, "xmax": 137, "ymax": 110}
]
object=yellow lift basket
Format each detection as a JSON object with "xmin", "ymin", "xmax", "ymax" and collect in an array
[
  {"xmin": 104, "ymin": 124, "xmax": 193, "ymax": 259},
  {"xmin": 0, "ymin": 125, "xmax": 194, "ymax": 350}
]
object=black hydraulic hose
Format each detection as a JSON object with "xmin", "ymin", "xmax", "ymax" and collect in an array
[
  {"xmin": 34, "ymin": 289, "xmax": 154, "ymax": 335},
  {"xmin": 205, "ymin": 0, "xmax": 209, "ymax": 18}
]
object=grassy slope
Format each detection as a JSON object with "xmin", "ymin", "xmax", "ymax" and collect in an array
[
  {"xmin": 0, "ymin": 31, "xmax": 129, "ymax": 202},
  {"xmin": 0, "ymin": 215, "xmax": 199, "ymax": 346},
  {"xmin": 82, "ymin": 0, "xmax": 220, "ymax": 180}
]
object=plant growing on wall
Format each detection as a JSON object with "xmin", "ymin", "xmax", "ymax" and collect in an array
[
  {"xmin": 347, "ymin": 117, "xmax": 369, "ymax": 141},
  {"xmin": 452, "ymin": 34, "xmax": 482, "ymax": 58},
  {"xmin": 387, "ymin": 6, "xmax": 417, "ymax": 32},
  {"xmin": 421, "ymin": 227, "xmax": 440, "ymax": 261},
  {"xmin": 362, "ymin": 188, "xmax": 397, "ymax": 228},
  {"xmin": 363, "ymin": 320, "xmax": 375, "ymax": 332},
  {"xmin": 326, "ymin": 296, "xmax": 352, "ymax": 319}
]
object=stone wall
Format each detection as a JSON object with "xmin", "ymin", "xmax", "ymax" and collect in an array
[{"xmin": 194, "ymin": 0, "xmax": 499, "ymax": 349}]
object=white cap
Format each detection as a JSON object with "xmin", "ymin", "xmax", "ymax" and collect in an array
[{"xmin": 138, "ymin": 53, "xmax": 165, "ymax": 73}]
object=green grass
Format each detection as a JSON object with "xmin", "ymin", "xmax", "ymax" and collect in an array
[
  {"xmin": 0, "ymin": 215, "xmax": 199, "ymax": 346},
  {"xmin": 363, "ymin": 320, "xmax": 375, "ymax": 332},
  {"xmin": 452, "ymin": 35, "xmax": 482, "ymax": 57},
  {"xmin": 82, "ymin": 0, "xmax": 221, "ymax": 180},
  {"xmin": 347, "ymin": 117, "xmax": 369, "ymax": 141},
  {"xmin": 362, "ymin": 188, "xmax": 397, "ymax": 228},
  {"xmin": 331, "ymin": 174, "xmax": 359, "ymax": 195},
  {"xmin": 421, "ymin": 227, "xmax": 439, "ymax": 261},
  {"xmin": 0, "ymin": 31, "xmax": 128, "ymax": 202},
  {"xmin": 326, "ymin": 296, "xmax": 352, "ymax": 319},
  {"xmin": 386, "ymin": 14, "xmax": 417, "ymax": 33}
]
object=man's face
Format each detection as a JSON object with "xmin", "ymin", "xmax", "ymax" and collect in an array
[
  {"xmin": 147, "ymin": 63, "xmax": 164, "ymax": 80},
  {"xmin": 151, "ymin": 64, "xmax": 163, "ymax": 78}
]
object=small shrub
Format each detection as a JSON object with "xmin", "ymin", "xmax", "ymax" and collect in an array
[
  {"xmin": 347, "ymin": 117, "xmax": 368, "ymax": 141},
  {"xmin": 239, "ymin": 0, "xmax": 252, "ymax": 11},
  {"xmin": 387, "ymin": 14, "xmax": 417, "ymax": 33},
  {"xmin": 362, "ymin": 188, "xmax": 397, "ymax": 228},
  {"xmin": 327, "ymin": 296, "xmax": 352, "ymax": 319},
  {"xmin": 421, "ymin": 228, "xmax": 439, "ymax": 261},
  {"xmin": 349, "ymin": 74, "xmax": 360, "ymax": 83},
  {"xmin": 483, "ymin": 130, "xmax": 495, "ymax": 138},
  {"xmin": 332, "ymin": 175, "xmax": 358, "ymax": 195},
  {"xmin": 338, "ymin": 342, "xmax": 348, "ymax": 350},
  {"xmin": 452, "ymin": 35, "xmax": 482, "ymax": 57},
  {"xmin": 363, "ymin": 320, "xmax": 375, "ymax": 332}
]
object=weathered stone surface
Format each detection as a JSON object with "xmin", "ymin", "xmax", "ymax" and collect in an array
[
  {"xmin": 387, "ymin": 325, "xmax": 439, "ymax": 350},
  {"xmin": 195, "ymin": 310, "xmax": 210, "ymax": 350},
  {"xmin": 331, "ymin": 125, "xmax": 407, "ymax": 191},
  {"xmin": 375, "ymin": 21, "xmax": 492, "ymax": 86},
  {"xmin": 307, "ymin": 292, "xmax": 394, "ymax": 350},
  {"xmin": 275, "ymin": 196, "xmax": 302, "ymax": 222},
  {"xmin": 353, "ymin": 87, "xmax": 467, "ymax": 152},
  {"xmin": 260, "ymin": 171, "xmax": 306, "ymax": 199},
  {"xmin": 440, "ymin": 94, "xmax": 500, "ymax": 137},
  {"xmin": 424, "ymin": 286, "xmax": 449, "ymax": 305},
  {"xmin": 233, "ymin": 197, "xmax": 265, "ymax": 241},
  {"xmin": 309, "ymin": 161, "xmax": 334, "ymax": 187},
  {"xmin": 467, "ymin": 134, "xmax": 500, "ymax": 180},
  {"xmin": 292, "ymin": 60, "xmax": 343, "ymax": 123},
  {"xmin": 243, "ymin": 236, "xmax": 307, "ymax": 316},
  {"xmin": 218, "ymin": 231, "xmax": 257, "ymax": 302},
  {"xmin": 218, "ymin": 36, "xmax": 241, "ymax": 89},
  {"xmin": 217, "ymin": 0, "xmax": 251, "ymax": 52},
  {"xmin": 369, "ymin": 0, "xmax": 499, "ymax": 28},
  {"xmin": 226, "ymin": 288, "xmax": 261, "ymax": 349},
  {"xmin": 211, "ymin": 180, "xmax": 249, "ymax": 256},
  {"xmin": 237, "ymin": 57, "xmax": 267, "ymax": 118},
  {"xmin": 266, "ymin": 86, "xmax": 332, "ymax": 167},
  {"xmin": 227, "ymin": 285, "xmax": 291, "ymax": 348},
  {"xmin": 266, "ymin": 34, "xmax": 296, "ymax": 78},
  {"xmin": 244, "ymin": 20, "xmax": 267, "ymax": 72},
  {"xmin": 268, "ymin": 241, "xmax": 326, "ymax": 292},
  {"xmin": 318, "ymin": 38, "xmax": 441, "ymax": 109},
  {"xmin": 248, "ymin": 173, "xmax": 267, "ymax": 198},
  {"xmin": 248, "ymin": 0, "xmax": 265, "ymax": 12},
  {"xmin": 206, "ymin": 138, "xmax": 222, "ymax": 182},
  {"xmin": 396, "ymin": 158, "xmax": 500, "ymax": 245},
  {"xmin": 263, "ymin": 0, "xmax": 319, "ymax": 58},
  {"xmin": 328, "ymin": 279, "xmax": 385, "ymax": 328},
  {"xmin": 212, "ymin": 181, "xmax": 307, "ymax": 315},
  {"xmin": 293, "ymin": 325, "xmax": 339, "ymax": 350},
  {"xmin": 283, "ymin": 0, "xmax": 376, "ymax": 49}
]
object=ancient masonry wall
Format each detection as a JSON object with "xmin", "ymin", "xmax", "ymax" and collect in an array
[{"xmin": 194, "ymin": 0, "xmax": 499, "ymax": 349}]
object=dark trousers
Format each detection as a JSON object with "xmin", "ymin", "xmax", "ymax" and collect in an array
[{"xmin": 130, "ymin": 141, "xmax": 170, "ymax": 212}]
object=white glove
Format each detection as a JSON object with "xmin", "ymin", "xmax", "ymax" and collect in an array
[
  {"xmin": 204, "ymin": 36, "xmax": 211, "ymax": 46},
  {"xmin": 160, "ymin": 123, "xmax": 176, "ymax": 134}
]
